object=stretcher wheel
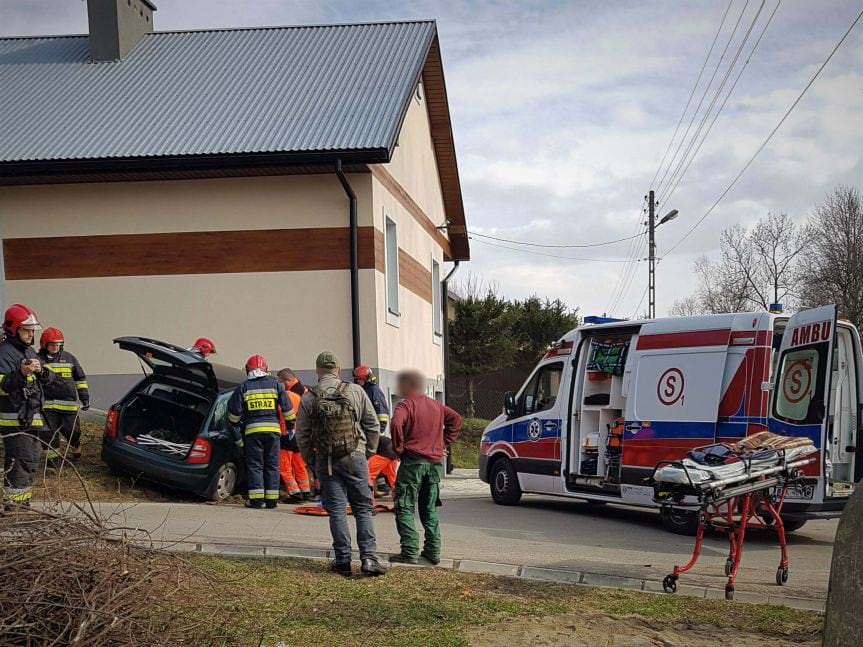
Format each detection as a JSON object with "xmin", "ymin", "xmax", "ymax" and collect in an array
[
  {"xmin": 776, "ymin": 567, "xmax": 789, "ymax": 586},
  {"xmin": 662, "ymin": 574, "xmax": 678, "ymax": 594},
  {"xmin": 725, "ymin": 587, "xmax": 734, "ymax": 600},
  {"xmin": 724, "ymin": 558, "xmax": 734, "ymax": 576}
]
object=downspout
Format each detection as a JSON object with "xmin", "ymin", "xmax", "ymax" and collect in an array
[
  {"xmin": 442, "ymin": 260, "xmax": 461, "ymax": 405},
  {"xmin": 335, "ymin": 160, "xmax": 361, "ymax": 369}
]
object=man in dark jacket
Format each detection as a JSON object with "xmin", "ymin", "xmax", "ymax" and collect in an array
[
  {"xmin": 37, "ymin": 327, "xmax": 89, "ymax": 462},
  {"xmin": 0, "ymin": 304, "xmax": 50, "ymax": 510},
  {"xmin": 389, "ymin": 370, "xmax": 462, "ymax": 565},
  {"xmin": 228, "ymin": 354, "xmax": 293, "ymax": 509}
]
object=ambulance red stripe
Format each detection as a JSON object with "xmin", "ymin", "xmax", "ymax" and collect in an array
[{"xmin": 636, "ymin": 328, "xmax": 731, "ymax": 350}]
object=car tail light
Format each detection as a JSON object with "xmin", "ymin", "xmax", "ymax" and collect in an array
[
  {"xmin": 187, "ymin": 438, "xmax": 212, "ymax": 465},
  {"xmin": 104, "ymin": 408, "xmax": 119, "ymax": 439}
]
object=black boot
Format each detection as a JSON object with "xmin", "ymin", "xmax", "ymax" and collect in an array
[
  {"xmin": 361, "ymin": 557, "xmax": 387, "ymax": 576},
  {"xmin": 329, "ymin": 560, "xmax": 352, "ymax": 577},
  {"xmin": 245, "ymin": 500, "xmax": 266, "ymax": 509}
]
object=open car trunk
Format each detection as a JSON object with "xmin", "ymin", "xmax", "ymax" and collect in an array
[{"xmin": 120, "ymin": 381, "xmax": 212, "ymax": 460}]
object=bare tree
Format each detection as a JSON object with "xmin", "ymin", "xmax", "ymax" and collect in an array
[
  {"xmin": 800, "ymin": 186, "xmax": 863, "ymax": 330},
  {"xmin": 673, "ymin": 213, "xmax": 807, "ymax": 314}
]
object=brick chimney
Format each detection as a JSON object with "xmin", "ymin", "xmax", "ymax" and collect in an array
[{"xmin": 87, "ymin": 0, "xmax": 156, "ymax": 61}]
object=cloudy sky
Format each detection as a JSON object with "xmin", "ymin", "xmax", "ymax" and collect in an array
[{"xmin": 3, "ymin": 1, "xmax": 862, "ymax": 318}]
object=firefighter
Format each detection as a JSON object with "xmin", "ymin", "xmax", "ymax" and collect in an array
[
  {"xmin": 228, "ymin": 355, "xmax": 293, "ymax": 509},
  {"xmin": 354, "ymin": 366, "xmax": 397, "ymax": 496},
  {"xmin": 0, "ymin": 304, "xmax": 49, "ymax": 510},
  {"xmin": 37, "ymin": 327, "xmax": 89, "ymax": 463},
  {"xmin": 189, "ymin": 337, "xmax": 217, "ymax": 359},
  {"xmin": 276, "ymin": 368, "xmax": 312, "ymax": 501}
]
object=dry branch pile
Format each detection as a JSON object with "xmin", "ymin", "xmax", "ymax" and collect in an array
[{"xmin": 0, "ymin": 505, "xmax": 227, "ymax": 646}]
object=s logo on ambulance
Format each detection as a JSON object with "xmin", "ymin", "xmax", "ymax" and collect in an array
[
  {"xmin": 657, "ymin": 368, "xmax": 685, "ymax": 406},
  {"xmin": 789, "ymin": 321, "xmax": 832, "ymax": 347}
]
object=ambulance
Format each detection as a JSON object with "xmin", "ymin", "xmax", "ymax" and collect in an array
[{"xmin": 478, "ymin": 305, "xmax": 861, "ymax": 533}]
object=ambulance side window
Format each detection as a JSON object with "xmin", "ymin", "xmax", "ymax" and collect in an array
[
  {"xmin": 773, "ymin": 343, "xmax": 828, "ymax": 424},
  {"xmin": 518, "ymin": 362, "xmax": 564, "ymax": 416}
]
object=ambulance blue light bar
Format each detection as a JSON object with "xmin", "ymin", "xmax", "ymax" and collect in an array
[{"xmin": 584, "ymin": 316, "xmax": 627, "ymax": 325}]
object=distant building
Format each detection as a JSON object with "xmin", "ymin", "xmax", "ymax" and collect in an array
[{"xmin": 0, "ymin": 0, "xmax": 469, "ymax": 407}]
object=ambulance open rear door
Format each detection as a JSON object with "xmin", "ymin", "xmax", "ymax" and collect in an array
[{"xmin": 767, "ymin": 304, "xmax": 848, "ymax": 506}]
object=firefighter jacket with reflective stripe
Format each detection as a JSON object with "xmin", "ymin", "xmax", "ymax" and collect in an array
[
  {"xmin": 363, "ymin": 383, "xmax": 390, "ymax": 434},
  {"xmin": 38, "ymin": 349, "xmax": 89, "ymax": 412},
  {"xmin": 0, "ymin": 338, "xmax": 49, "ymax": 431},
  {"xmin": 227, "ymin": 375, "xmax": 293, "ymax": 438}
]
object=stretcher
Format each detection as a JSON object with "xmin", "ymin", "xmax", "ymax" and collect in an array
[{"xmin": 651, "ymin": 439, "xmax": 816, "ymax": 600}]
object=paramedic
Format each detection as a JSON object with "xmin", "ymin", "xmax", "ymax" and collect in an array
[
  {"xmin": 296, "ymin": 351, "xmax": 386, "ymax": 576},
  {"xmin": 228, "ymin": 355, "xmax": 294, "ymax": 509},
  {"xmin": 276, "ymin": 368, "xmax": 312, "ymax": 501},
  {"xmin": 0, "ymin": 304, "xmax": 49, "ymax": 510},
  {"xmin": 38, "ymin": 327, "xmax": 90, "ymax": 463},
  {"xmin": 354, "ymin": 365, "xmax": 397, "ymax": 495},
  {"xmin": 389, "ymin": 370, "xmax": 462, "ymax": 565}
]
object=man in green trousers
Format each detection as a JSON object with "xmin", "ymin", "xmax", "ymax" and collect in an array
[{"xmin": 389, "ymin": 370, "xmax": 462, "ymax": 565}]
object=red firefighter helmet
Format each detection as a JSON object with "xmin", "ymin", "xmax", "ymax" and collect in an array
[
  {"xmin": 3, "ymin": 304, "xmax": 42, "ymax": 337},
  {"xmin": 353, "ymin": 365, "xmax": 376, "ymax": 385},
  {"xmin": 40, "ymin": 327, "xmax": 65, "ymax": 349},
  {"xmin": 192, "ymin": 337, "xmax": 217, "ymax": 357},
  {"xmin": 245, "ymin": 354, "xmax": 268, "ymax": 374}
]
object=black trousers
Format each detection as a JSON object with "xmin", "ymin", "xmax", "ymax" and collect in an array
[
  {"xmin": 244, "ymin": 433, "xmax": 280, "ymax": 502},
  {"xmin": 42, "ymin": 410, "xmax": 82, "ymax": 452},
  {"xmin": 2, "ymin": 431, "xmax": 40, "ymax": 504}
]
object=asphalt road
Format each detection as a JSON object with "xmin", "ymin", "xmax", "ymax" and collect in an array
[{"xmin": 93, "ymin": 478, "xmax": 838, "ymax": 600}]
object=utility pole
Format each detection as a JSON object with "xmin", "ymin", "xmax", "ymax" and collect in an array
[{"xmin": 647, "ymin": 190, "xmax": 656, "ymax": 319}]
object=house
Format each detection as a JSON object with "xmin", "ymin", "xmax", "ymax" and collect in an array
[{"xmin": 0, "ymin": 0, "xmax": 469, "ymax": 408}]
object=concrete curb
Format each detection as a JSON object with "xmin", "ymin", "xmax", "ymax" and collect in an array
[{"xmin": 153, "ymin": 540, "xmax": 825, "ymax": 613}]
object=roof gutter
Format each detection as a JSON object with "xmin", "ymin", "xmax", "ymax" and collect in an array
[
  {"xmin": 442, "ymin": 260, "xmax": 460, "ymax": 406},
  {"xmin": 335, "ymin": 159, "xmax": 361, "ymax": 370}
]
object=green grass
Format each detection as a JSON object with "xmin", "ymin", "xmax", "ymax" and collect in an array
[
  {"xmin": 180, "ymin": 556, "xmax": 822, "ymax": 646},
  {"xmin": 449, "ymin": 418, "xmax": 490, "ymax": 470}
]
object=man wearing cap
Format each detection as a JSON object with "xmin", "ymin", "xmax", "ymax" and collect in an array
[{"xmin": 296, "ymin": 351, "xmax": 387, "ymax": 577}]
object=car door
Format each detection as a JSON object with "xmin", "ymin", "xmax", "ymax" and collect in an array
[
  {"xmin": 509, "ymin": 360, "xmax": 565, "ymax": 492},
  {"xmin": 768, "ymin": 305, "xmax": 837, "ymax": 504}
]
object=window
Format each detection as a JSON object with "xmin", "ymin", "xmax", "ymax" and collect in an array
[
  {"xmin": 208, "ymin": 393, "xmax": 231, "ymax": 434},
  {"xmin": 432, "ymin": 258, "xmax": 442, "ymax": 339},
  {"xmin": 518, "ymin": 361, "xmax": 564, "ymax": 416},
  {"xmin": 773, "ymin": 343, "xmax": 828, "ymax": 424},
  {"xmin": 385, "ymin": 216, "xmax": 400, "ymax": 324}
]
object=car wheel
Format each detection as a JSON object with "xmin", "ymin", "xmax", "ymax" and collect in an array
[
  {"xmin": 489, "ymin": 458, "xmax": 522, "ymax": 506},
  {"xmin": 660, "ymin": 506, "xmax": 699, "ymax": 535},
  {"xmin": 205, "ymin": 462, "xmax": 238, "ymax": 502}
]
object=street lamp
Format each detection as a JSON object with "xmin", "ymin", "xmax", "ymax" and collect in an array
[{"xmin": 647, "ymin": 190, "xmax": 679, "ymax": 319}]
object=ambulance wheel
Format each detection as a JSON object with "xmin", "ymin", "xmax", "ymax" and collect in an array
[
  {"xmin": 776, "ymin": 567, "xmax": 789, "ymax": 586},
  {"xmin": 724, "ymin": 558, "xmax": 734, "ymax": 577},
  {"xmin": 489, "ymin": 458, "xmax": 522, "ymax": 506},
  {"xmin": 660, "ymin": 507, "xmax": 699, "ymax": 536},
  {"xmin": 205, "ymin": 462, "xmax": 238, "ymax": 502},
  {"xmin": 662, "ymin": 575, "xmax": 677, "ymax": 594}
]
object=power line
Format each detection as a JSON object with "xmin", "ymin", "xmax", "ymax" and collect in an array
[
  {"xmin": 469, "ymin": 236, "xmax": 639, "ymax": 262},
  {"xmin": 649, "ymin": 0, "xmax": 734, "ymax": 189},
  {"xmin": 631, "ymin": 285, "xmax": 649, "ymax": 319},
  {"xmin": 468, "ymin": 229, "xmax": 645, "ymax": 248},
  {"xmin": 659, "ymin": 0, "xmax": 770, "ymax": 204},
  {"xmin": 663, "ymin": 6, "xmax": 863, "ymax": 257},
  {"xmin": 605, "ymin": 198, "xmax": 649, "ymax": 314},
  {"xmin": 655, "ymin": 0, "xmax": 752, "ymax": 197}
]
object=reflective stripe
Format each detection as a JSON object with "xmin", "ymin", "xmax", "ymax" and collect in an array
[
  {"xmin": 227, "ymin": 413, "xmax": 242, "ymax": 424},
  {"xmin": 378, "ymin": 414, "xmax": 390, "ymax": 422},
  {"xmin": 244, "ymin": 424, "xmax": 281, "ymax": 434},
  {"xmin": 244, "ymin": 388, "xmax": 279, "ymax": 396},
  {"xmin": 284, "ymin": 411, "xmax": 297, "ymax": 422},
  {"xmin": 0, "ymin": 412, "xmax": 43, "ymax": 427},
  {"xmin": 76, "ymin": 381, "xmax": 89, "ymax": 390},
  {"xmin": 43, "ymin": 400, "xmax": 80, "ymax": 412},
  {"xmin": 3, "ymin": 487, "xmax": 32, "ymax": 503},
  {"xmin": 46, "ymin": 362, "xmax": 74, "ymax": 369},
  {"xmin": 248, "ymin": 489, "xmax": 265, "ymax": 500},
  {"xmin": 264, "ymin": 491, "xmax": 280, "ymax": 500}
]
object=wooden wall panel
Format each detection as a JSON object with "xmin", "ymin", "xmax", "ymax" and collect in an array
[
  {"xmin": 4, "ymin": 227, "xmax": 383, "ymax": 280},
  {"xmin": 398, "ymin": 249, "xmax": 433, "ymax": 303}
]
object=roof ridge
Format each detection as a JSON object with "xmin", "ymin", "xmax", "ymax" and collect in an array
[{"xmin": 0, "ymin": 18, "xmax": 436, "ymax": 42}]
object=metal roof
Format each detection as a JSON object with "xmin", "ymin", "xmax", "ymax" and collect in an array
[{"xmin": 0, "ymin": 21, "xmax": 436, "ymax": 163}]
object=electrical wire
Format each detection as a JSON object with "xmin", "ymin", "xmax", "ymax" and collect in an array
[
  {"xmin": 630, "ymin": 285, "xmax": 649, "ymax": 319},
  {"xmin": 469, "ymin": 235, "xmax": 638, "ymax": 262},
  {"xmin": 605, "ymin": 198, "xmax": 649, "ymax": 314},
  {"xmin": 655, "ymin": 0, "xmax": 752, "ymax": 197},
  {"xmin": 649, "ymin": 0, "xmax": 734, "ymax": 190},
  {"xmin": 663, "ymin": 6, "xmax": 863, "ymax": 257},
  {"xmin": 468, "ymin": 229, "xmax": 644, "ymax": 248},
  {"xmin": 661, "ymin": 0, "xmax": 781, "ymax": 208},
  {"xmin": 659, "ymin": 0, "xmax": 770, "ymax": 204}
]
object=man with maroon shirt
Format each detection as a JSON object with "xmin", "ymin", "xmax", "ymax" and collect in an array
[{"xmin": 389, "ymin": 370, "xmax": 462, "ymax": 565}]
